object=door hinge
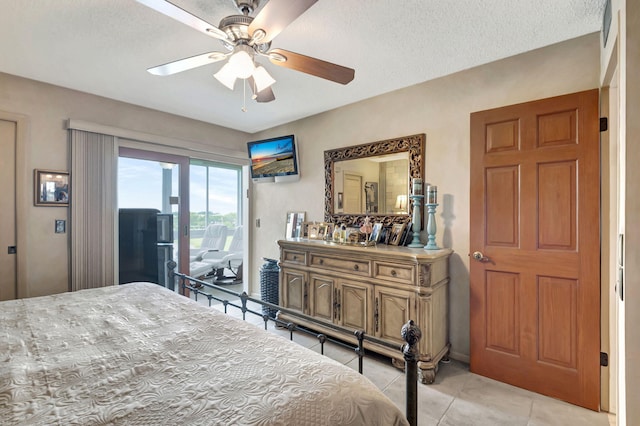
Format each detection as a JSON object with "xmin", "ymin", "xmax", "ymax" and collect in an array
[
  {"xmin": 7, "ymin": 246, "xmax": 17, "ymax": 254},
  {"xmin": 600, "ymin": 117, "xmax": 608, "ymax": 132},
  {"xmin": 600, "ymin": 352, "xmax": 609, "ymax": 367}
]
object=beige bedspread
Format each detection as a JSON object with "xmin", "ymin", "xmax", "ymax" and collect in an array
[{"xmin": 0, "ymin": 282, "xmax": 408, "ymax": 425}]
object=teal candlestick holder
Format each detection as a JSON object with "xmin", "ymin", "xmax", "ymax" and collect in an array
[
  {"xmin": 424, "ymin": 203, "xmax": 439, "ymax": 250},
  {"xmin": 408, "ymin": 195, "xmax": 424, "ymax": 248}
]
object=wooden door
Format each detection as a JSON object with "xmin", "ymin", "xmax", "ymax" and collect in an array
[
  {"xmin": 0, "ymin": 119, "xmax": 17, "ymax": 301},
  {"xmin": 470, "ymin": 89, "xmax": 600, "ymax": 410},
  {"xmin": 338, "ymin": 280, "xmax": 371, "ymax": 332},
  {"xmin": 375, "ymin": 286, "xmax": 415, "ymax": 346},
  {"xmin": 343, "ymin": 173, "xmax": 362, "ymax": 213},
  {"xmin": 309, "ymin": 274, "xmax": 335, "ymax": 322},
  {"xmin": 281, "ymin": 270, "xmax": 307, "ymax": 313}
]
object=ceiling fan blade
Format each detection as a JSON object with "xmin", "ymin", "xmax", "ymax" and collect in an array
[
  {"xmin": 248, "ymin": 76, "xmax": 276, "ymax": 103},
  {"xmin": 248, "ymin": 0, "xmax": 318, "ymax": 44},
  {"xmin": 267, "ymin": 48, "xmax": 354, "ymax": 85},
  {"xmin": 136, "ymin": 0, "xmax": 228, "ymax": 41},
  {"xmin": 148, "ymin": 51, "xmax": 227, "ymax": 76}
]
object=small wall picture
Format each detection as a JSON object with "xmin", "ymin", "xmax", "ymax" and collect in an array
[
  {"xmin": 388, "ymin": 223, "xmax": 406, "ymax": 246},
  {"xmin": 34, "ymin": 170, "xmax": 69, "ymax": 206},
  {"xmin": 337, "ymin": 192, "xmax": 343, "ymax": 210}
]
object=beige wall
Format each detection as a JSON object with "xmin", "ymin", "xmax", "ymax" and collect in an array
[
  {"xmin": 0, "ymin": 72, "xmax": 249, "ymax": 297},
  {"xmin": 0, "ymin": 32, "xmax": 603, "ymax": 364},
  {"xmin": 249, "ymin": 33, "xmax": 601, "ymax": 360}
]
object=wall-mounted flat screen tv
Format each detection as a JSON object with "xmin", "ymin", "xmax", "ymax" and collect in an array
[{"xmin": 247, "ymin": 134, "xmax": 300, "ymax": 183}]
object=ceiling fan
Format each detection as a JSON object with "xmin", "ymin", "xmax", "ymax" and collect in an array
[{"xmin": 137, "ymin": 0, "xmax": 355, "ymax": 103}]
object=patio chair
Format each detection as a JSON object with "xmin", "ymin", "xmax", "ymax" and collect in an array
[
  {"xmin": 190, "ymin": 224, "xmax": 228, "ymax": 262},
  {"xmin": 190, "ymin": 226, "xmax": 243, "ymax": 282}
]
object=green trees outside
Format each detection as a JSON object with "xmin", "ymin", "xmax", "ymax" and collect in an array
[{"xmin": 185, "ymin": 211, "xmax": 238, "ymax": 230}]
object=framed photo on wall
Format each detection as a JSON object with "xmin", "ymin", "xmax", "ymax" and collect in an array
[{"xmin": 34, "ymin": 169, "xmax": 69, "ymax": 206}]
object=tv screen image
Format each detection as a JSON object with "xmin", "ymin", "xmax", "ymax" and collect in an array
[{"xmin": 247, "ymin": 135, "xmax": 299, "ymax": 182}]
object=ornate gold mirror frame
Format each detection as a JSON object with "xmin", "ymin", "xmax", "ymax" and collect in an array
[{"xmin": 324, "ymin": 133, "xmax": 425, "ymax": 226}]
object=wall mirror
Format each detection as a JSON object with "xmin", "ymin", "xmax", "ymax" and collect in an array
[{"xmin": 324, "ymin": 134, "xmax": 425, "ymax": 226}]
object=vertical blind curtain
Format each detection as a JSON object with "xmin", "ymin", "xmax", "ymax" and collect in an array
[{"xmin": 69, "ymin": 129, "xmax": 117, "ymax": 291}]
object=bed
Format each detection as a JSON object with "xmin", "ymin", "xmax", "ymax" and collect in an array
[{"xmin": 0, "ymin": 282, "xmax": 408, "ymax": 425}]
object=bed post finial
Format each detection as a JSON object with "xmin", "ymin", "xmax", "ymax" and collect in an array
[
  {"xmin": 167, "ymin": 260, "xmax": 177, "ymax": 291},
  {"xmin": 401, "ymin": 320, "xmax": 421, "ymax": 426},
  {"xmin": 167, "ymin": 260, "xmax": 177, "ymax": 274}
]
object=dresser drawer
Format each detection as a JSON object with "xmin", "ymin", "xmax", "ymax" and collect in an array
[
  {"xmin": 374, "ymin": 261, "xmax": 415, "ymax": 284},
  {"xmin": 282, "ymin": 249, "xmax": 307, "ymax": 265},
  {"xmin": 310, "ymin": 254, "xmax": 370, "ymax": 276}
]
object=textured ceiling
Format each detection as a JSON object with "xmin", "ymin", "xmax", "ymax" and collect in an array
[{"xmin": 0, "ymin": 0, "xmax": 606, "ymax": 133}]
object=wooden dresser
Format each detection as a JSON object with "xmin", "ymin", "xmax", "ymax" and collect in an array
[{"xmin": 277, "ymin": 238, "xmax": 452, "ymax": 383}]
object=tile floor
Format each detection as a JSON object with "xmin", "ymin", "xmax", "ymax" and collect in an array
[{"xmin": 189, "ymin": 286, "xmax": 615, "ymax": 426}]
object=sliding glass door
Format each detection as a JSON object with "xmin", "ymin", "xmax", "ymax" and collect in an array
[
  {"xmin": 118, "ymin": 149, "xmax": 245, "ymax": 289},
  {"xmin": 118, "ymin": 148, "xmax": 190, "ymax": 287},
  {"xmin": 190, "ymin": 160, "xmax": 241, "ymax": 239},
  {"xmin": 189, "ymin": 160, "xmax": 242, "ymax": 278}
]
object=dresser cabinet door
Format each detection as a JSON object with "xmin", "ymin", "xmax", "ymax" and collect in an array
[
  {"xmin": 375, "ymin": 286, "xmax": 416, "ymax": 346},
  {"xmin": 282, "ymin": 270, "xmax": 308, "ymax": 313},
  {"xmin": 338, "ymin": 280, "xmax": 372, "ymax": 332},
  {"xmin": 309, "ymin": 274, "xmax": 335, "ymax": 323}
]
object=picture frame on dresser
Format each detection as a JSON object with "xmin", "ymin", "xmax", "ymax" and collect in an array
[
  {"xmin": 308, "ymin": 223, "xmax": 320, "ymax": 239},
  {"xmin": 399, "ymin": 222, "xmax": 413, "ymax": 246},
  {"xmin": 318, "ymin": 223, "xmax": 333, "ymax": 240},
  {"xmin": 388, "ymin": 223, "xmax": 406, "ymax": 246},
  {"xmin": 301, "ymin": 221, "xmax": 314, "ymax": 238},
  {"xmin": 285, "ymin": 211, "xmax": 306, "ymax": 238},
  {"xmin": 346, "ymin": 228, "xmax": 360, "ymax": 243},
  {"xmin": 370, "ymin": 223, "xmax": 383, "ymax": 242}
]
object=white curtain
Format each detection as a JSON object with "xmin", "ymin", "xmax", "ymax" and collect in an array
[{"xmin": 69, "ymin": 129, "xmax": 117, "ymax": 291}]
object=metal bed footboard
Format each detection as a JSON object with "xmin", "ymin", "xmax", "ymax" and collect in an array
[{"xmin": 169, "ymin": 265, "xmax": 420, "ymax": 426}]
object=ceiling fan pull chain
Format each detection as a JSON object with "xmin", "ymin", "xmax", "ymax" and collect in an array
[{"xmin": 241, "ymin": 79, "xmax": 247, "ymax": 112}]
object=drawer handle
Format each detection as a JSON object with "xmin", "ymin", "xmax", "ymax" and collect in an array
[
  {"xmin": 319, "ymin": 259, "xmax": 324, "ymax": 265},
  {"xmin": 293, "ymin": 255, "xmax": 297, "ymax": 261},
  {"xmin": 391, "ymin": 270, "xmax": 397, "ymax": 277},
  {"xmin": 353, "ymin": 264, "xmax": 359, "ymax": 271}
]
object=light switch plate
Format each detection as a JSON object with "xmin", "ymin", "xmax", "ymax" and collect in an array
[{"xmin": 55, "ymin": 219, "xmax": 66, "ymax": 234}]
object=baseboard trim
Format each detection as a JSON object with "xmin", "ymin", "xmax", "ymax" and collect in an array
[{"xmin": 448, "ymin": 350, "xmax": 470, "ymax": 364}]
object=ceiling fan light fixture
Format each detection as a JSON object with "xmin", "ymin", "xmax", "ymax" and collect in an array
[
  {"xmin": 252, "ymin": 65, "xmax": 275, "ymax": 92},
  {"xmin": 228, "ymin": 47, "xmax": 255, "ymax": 79},
  {"xmin": 214, "ymin": 63, "xmax": 237, "ymax": 90}
]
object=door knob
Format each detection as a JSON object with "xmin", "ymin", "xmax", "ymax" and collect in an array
[{"xmin": 472, "ymin": 251, "xmax": 489, "ymax": 262}]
